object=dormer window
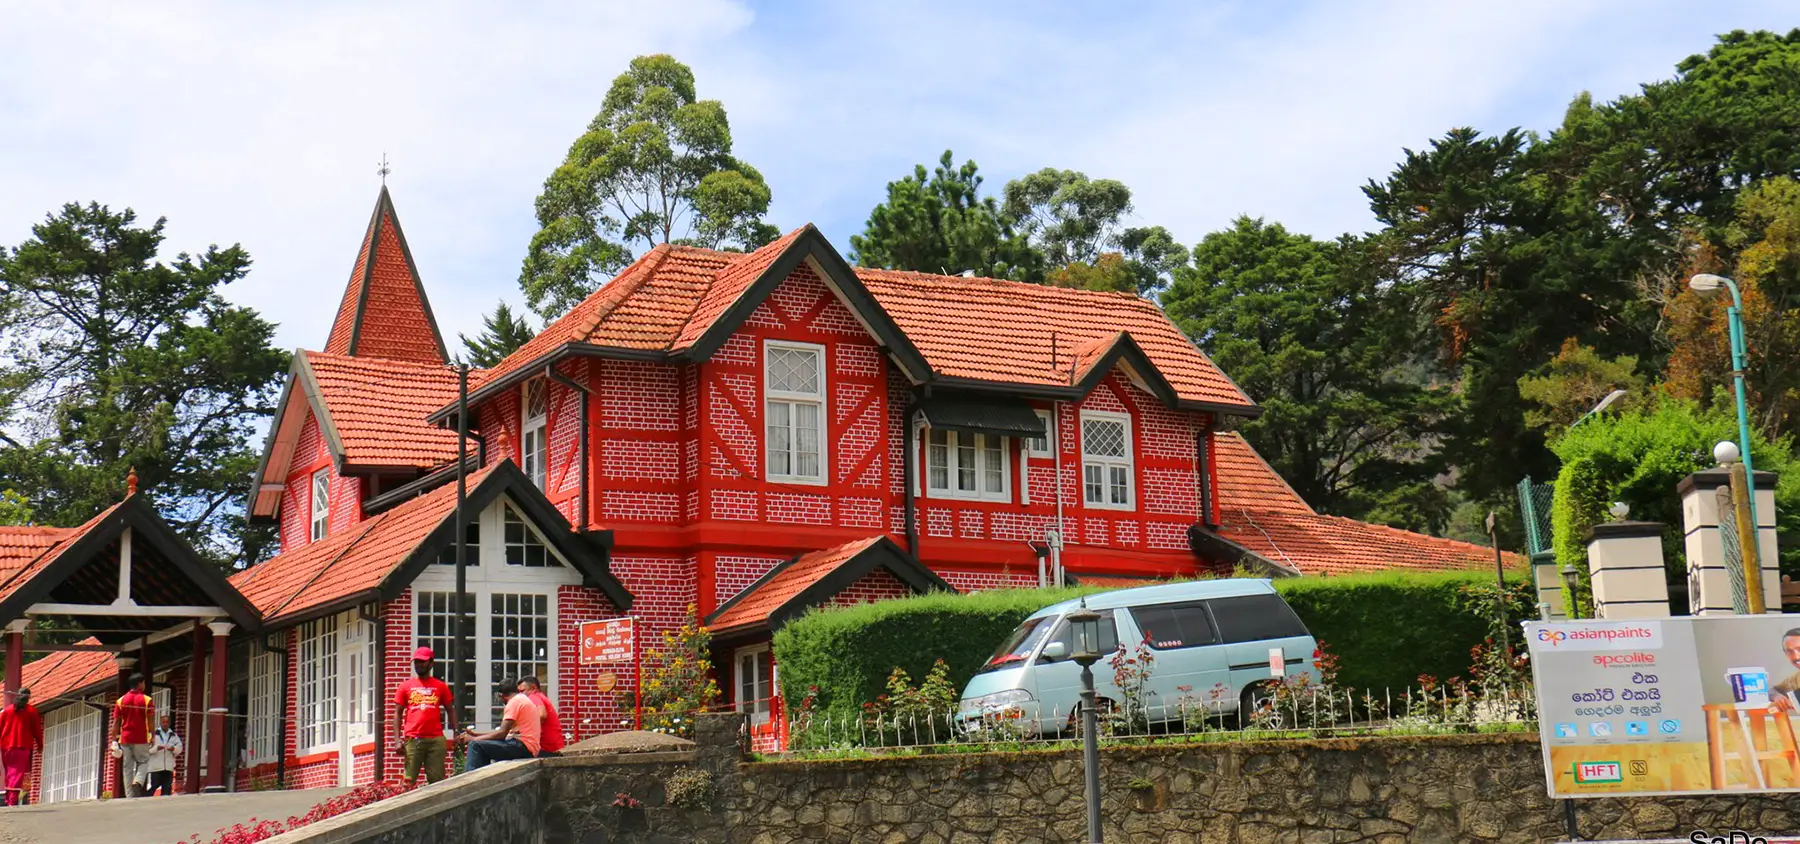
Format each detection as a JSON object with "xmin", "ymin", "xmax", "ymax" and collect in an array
[
  {"xmin": 522, "ymin": 377, "xmax": 549, "ymax": 490},
  {"xmin": 1081, "ymin": 411, "xmax": 1133, "ymax": 509},
  {"xmin": 764, "ymin": 341, "xmax": 825, "ymax": 484},
  {"xmin": 926, "ymin": 430, "xmax": 1009, "ymax": 502},
  {"xmin": 310, "ymin": 469, "xmax": 330, "ymax": 541}
]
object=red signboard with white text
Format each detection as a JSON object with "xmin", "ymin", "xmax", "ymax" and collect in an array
[{"xmin": 580, "ymin": 617, "xmax": 635, "ymax": 665}]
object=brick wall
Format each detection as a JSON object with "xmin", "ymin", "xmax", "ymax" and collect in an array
[{"xmin": 554, "ymin": 585, "xmax": 629, "ymax": 741}]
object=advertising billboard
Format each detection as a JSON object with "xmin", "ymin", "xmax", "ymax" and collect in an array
[{"xmin": 1528, "ymin": 616, "xmax": 1800, "ymax": 798}]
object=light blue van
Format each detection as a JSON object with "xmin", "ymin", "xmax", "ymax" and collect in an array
[{"xmin": 957, "ymin": 579, "xmax": 1317, "ymax": 735}]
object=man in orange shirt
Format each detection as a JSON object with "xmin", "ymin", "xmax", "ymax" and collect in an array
[
  {"xmin": 457, "ymin": 679, "xmax": 539, "ymax": 771},
  {"xmin": 517, "ymin": 676, "xmax": 564, "ymax": 757},
  {"xmin": 0, "ymin": 688, "xmax": 43, "ymax": 805},
  {"xmin": 113, "ymin": 674, "xmax": 156, "ymax": 797}
]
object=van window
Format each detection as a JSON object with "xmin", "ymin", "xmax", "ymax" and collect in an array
[
  {"xmin": 1208, "ymin": 593, "xmax": 1309, "ymax": 643},
  {"xmin": 1040, "ymin": 610, "xmax": 1118, "ymax": 663},
  {"xmin": 979, "ymin": 617, "xmax": 1052, "ymax": 673},
  {"xmin": 1127, "ymin": 602, "xmax": 1218, "ymax": 650}
]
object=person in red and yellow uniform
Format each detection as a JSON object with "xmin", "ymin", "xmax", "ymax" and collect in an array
[
  {"xmin": 112, "ymin": 674, "xmax": 155, "ymax": 798},
  {"xmin": 393, "ymin": 647, "xmax": 457, "ymax": 786},
  {"xmin": 0, "ymin": 688, "xmax": 43, "ymax": 806}
]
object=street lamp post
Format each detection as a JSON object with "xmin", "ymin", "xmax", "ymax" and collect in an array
[
  {"xmin": 1691, "ymin": 274, "xmax": 1762, "ymax": 612},
  {"xmin": 1068, "ymin": 602, "xmax": 1105, "ymax": 844}
]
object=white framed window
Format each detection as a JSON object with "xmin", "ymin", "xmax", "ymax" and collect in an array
[
  {"xmin": 247, "ymin": 648, "xmax": 282, "ymax": 765},
  {"xmin": 42, "ymin": 701, "xmax": 102, "ymax": 803},
  {"xmin": 735, "ymin": 645, "xmax": 774, "ymax": 727},
  {"xmin": 1026, "ymin": 410, "xmax": 1055, "ymax": 458},
  {"xmin": 925, "ymin": 429, "xmax": 1010, "ymax": 502},
  {"xmin": 503, "ymin": 505, "xmax": 560, "ymax": 567},
  {"xmin": 1080, "ymin": 411, "xmax": 1133, "ymax": 509},
  {"xmin": 310, "ymin": 469, "xmax": 330, "ymax": 542},
  {"xmin": 522, "ymin": 377, "xmax": 549, "ymax": 490},
  {"xmin": 413, "ymin": 496, "xmax": 578, "ymax": 730},
  {"xmin": 297, "ymin": 616, "xmax": 340, "ymax": 753},
  {"xmin": 764, "ymin": 340, "xmax": 826, "ymax": 484}
]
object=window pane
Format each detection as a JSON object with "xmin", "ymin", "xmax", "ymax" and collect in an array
[
  {"xmin": 1110, "ymin": 465, "xmax": 1129, "ymax": 504},
  {"xmin": 1128, "ymin": 603, "xmax": 1218, "ymax": 650},
  {"xmin": 1208, "ymin": 594, "xmax": 1309, "ymax": 643},
  {"xmin": 982, "ymin": 437, "xmax": 1003, "ymax": 493},
  {"xmin": 766, "ymin": 402, "xmax": 791, "ymax": 476},
  {"xmin": 928, "ymin": 435, "xmax": 949, "ymax": 490},
  {"xmin": 1082, "ymin": 418, "xmax": 1127, "ymax": 457},
  {"xmin": 795, "ymin": 403, "xmax": 820, "ymax": 478},
  {"xmin": 766, "ymin": 346, "xmax": 821, "ymax": 395},
  {"xmin": 956, "ymin": 434, "xmax": 975, "ymax": 491},
  {"xmin": 1084, "ymin": 464, "xmax": 1104, "ymax": 503},
  {"xmin": 490, "ymin": 593, "xmax": 551, "ymax": 726}
]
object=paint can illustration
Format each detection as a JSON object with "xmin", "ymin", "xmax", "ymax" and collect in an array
[{"xmin": 1727, "ymin": 666, "xmax": 1771, "ymax": 709}]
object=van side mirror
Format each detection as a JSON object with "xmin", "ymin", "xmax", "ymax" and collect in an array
[{"xmin": 1040, "ymin": 642, "xmax": 1068, "ymax": 661}]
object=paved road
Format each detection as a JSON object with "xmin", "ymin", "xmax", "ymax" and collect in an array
[{"xmin": 0, "ymin": 789, "xmax": 349, "ymax": 844}]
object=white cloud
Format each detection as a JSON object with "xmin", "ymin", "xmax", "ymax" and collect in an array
[{"xmin": 2, "ymin": 0, "xmax": 1792, "ymax": 357}]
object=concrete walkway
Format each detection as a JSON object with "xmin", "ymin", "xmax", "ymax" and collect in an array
[{"xmin": 0, "ymin": 789, "xmax": 349, "ymax": 844}]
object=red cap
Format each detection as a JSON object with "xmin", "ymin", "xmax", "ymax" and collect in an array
[{"xmin": 412, "ymin": 646, "xmax": 434, "ymax": 662}]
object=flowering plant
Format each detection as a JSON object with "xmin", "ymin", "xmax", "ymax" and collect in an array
[{"xmin": 635, "ymin": 605, "xmax": 721, "ymax": 737}]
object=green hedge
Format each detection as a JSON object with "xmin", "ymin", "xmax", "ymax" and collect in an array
[{"xmin": 773, "ymin": 572, "xmax": 1533, "ymax": 719}]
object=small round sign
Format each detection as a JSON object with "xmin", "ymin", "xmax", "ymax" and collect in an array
[{"xmin": 595, "ymin": 672, "xmax": 617, "ymax": 694}]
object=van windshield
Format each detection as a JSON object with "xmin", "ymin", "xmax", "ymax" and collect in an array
[{"xmin": 979, "ymin": 617, "xmax": 1052, "ymax": 673}]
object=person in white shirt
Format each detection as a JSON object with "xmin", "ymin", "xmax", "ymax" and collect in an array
[{"xmin": 144, "ymin": 713, "xmax": 183, "ymax": 796}]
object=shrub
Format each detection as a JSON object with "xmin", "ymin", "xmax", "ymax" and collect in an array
[
  {"xmin": 180, "ymin": 780, "xmax": 405, "ymax": 844},
  {"xmin": 633, "ymin": 605, "xmax": 720, "ymax": 737},
  {"xmin": 774, "ymin": 573, "xmax": 1533, "ymax": 724},
  {"xmin": 664, "ymin": 767, "xmax": 715, "ymax": 810},
  {"xmin": 772, "ymin": 585, "xmax": 1104, "ymax": 722}
]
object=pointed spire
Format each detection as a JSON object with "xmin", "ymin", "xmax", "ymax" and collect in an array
[{"xmin": 322, "ymin": 186, "xmax": 449, "ymax": 364}]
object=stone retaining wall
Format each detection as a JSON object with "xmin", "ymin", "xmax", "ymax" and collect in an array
[{"xmin": 273, "ymin": 716, "xmax": 1800, "ymax": 844}]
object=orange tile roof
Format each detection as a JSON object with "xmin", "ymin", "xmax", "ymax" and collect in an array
[
  {"xmin": 0, "ymin": 503, "xmax": 125, "ymax": 605},
  {"xmin": 232, "ymin": 466, "xmax": 494, "ymax": 621},
  {"xmin": 323, "ymin": 187, "xmax": 448, "ymax": 365},
  {"xmin": 1212, "ymin": 432, "xmax": 1313, "ymax": 516},
  {"xmin": 471, "ymin": 227, "xmax": 1253, "ymax": 412},
  {"xmin": 305, "ymin": 351, "xmax": 483, "ymax": 470},
  {"xmin": 18, "ymin": 642, "xmax": 114, "ymax": 711},
  {"xmin": 1207, "ymin": 433, "xmax": 1513, "ymax": 575},
  {"xmin": 1215, "ymin": 511, "xmax": 1509, "ymax": 576},
  {"xmin": 710, "ymin": 536, "xmax": 887, "ymax": 634}
]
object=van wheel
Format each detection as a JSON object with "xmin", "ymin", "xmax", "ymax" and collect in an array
[
  {"xmin": 1065, "ymin": 697, "xmax": 1114, "ymax": 736},
  {"xmin": 1240, "ymin": 683, "xmax": 1280, "ymax": 729}
]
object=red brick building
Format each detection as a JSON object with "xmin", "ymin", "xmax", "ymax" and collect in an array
[{"xmin": 5, "ymin": 187, "xmax": 1505, "ymax": 799}]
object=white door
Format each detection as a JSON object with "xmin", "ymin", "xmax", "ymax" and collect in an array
[
  {"xmin": 41, "ymin": 703, "xmax": 101, "ymax": 804},
  {"xmin": 339, "ymin": 615, "xmax": 374, "ymax": 785}
]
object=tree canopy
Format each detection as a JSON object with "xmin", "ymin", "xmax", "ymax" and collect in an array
[
  {"xmin": 520, "ymin": 54, "xmax": 777, "ymax": 319},
  {"xmin": 0, "ymin": 202, "xmax": 286, "ymax": 565},
  {"xmin": 459, "ymin": 300, "xmax": 536, "ymax": 368}
]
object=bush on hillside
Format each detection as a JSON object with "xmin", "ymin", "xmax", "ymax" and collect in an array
[{"xmin": 773, "ymin": 572, "xmax": 1533, "ymax": 723}]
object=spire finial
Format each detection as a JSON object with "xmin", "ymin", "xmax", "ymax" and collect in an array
[
  {"xmin": 378, "ymin": 152, "xmax": 391, "ymax": 186},
  {"xmin": 126, "ymin": 467, "xmax": 138, "ymax": 497}
]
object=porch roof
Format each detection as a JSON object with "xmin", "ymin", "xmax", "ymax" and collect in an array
[{"xmin": 706, "ymin": 536, "xmax": 952, "ymax": 638}]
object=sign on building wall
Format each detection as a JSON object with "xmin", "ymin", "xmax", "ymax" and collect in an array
[
  {"xmin": 579, "ymin": 617, "xmax": 635, "ymax": 665},
  {"xmin": 1528, "ymin": 616, "xmax": 1800, "ymax": 797}
]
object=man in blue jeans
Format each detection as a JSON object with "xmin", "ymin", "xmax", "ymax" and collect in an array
[{"xmin": 457, "ymin": 679, "xmax": 541, "ymax": 771}]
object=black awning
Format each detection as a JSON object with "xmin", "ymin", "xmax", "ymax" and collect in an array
[{"xmin": 918, "ymin": 396, "xmax": 1047, "ymax": 438}]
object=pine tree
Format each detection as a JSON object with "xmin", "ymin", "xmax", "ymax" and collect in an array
[{"xmin": 459, "ymin": 301, "xmax": 536, "ymax": 368}]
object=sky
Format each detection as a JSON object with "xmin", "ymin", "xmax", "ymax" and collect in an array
[{"xmin": 2, "ymin": 1, "xmax": 1794, "ymax": 355}]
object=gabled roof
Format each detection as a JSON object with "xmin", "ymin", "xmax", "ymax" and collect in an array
[
  {"xmin": 1203, "ymin": 432, "xmax": 1515, "ymax": 576},
  {"xmin": 323, "ymin": 186, "xmax": 449, "ymax": 364},
  {"xmin": 706, "ymin": 535, "xmax": 952, "ymax": 637},
  {"xmin": 0, "ymin": 495, "xmax": 262, "ymax": 635},
  {"xmin": 231, "ymin": 461, "xmax": 630, "ymax": 626},
  {"xmin": 249, "ymin": 351, "xmax": 484, "ymax": 519},
  {"xmin": 438, "ymin": 226, "xmax": 1254, "ymax": 422}
]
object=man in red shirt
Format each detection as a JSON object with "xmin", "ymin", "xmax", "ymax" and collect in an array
[
  {"xmin": 113, "ymin": 674, "xmax": 155, "ymax": 798},
  {"xmin": 393, "ymin": 647, "xmax": 457, "ymax": 786},
  {"xmin": 517, "ymin": 676, "xmax": 564, "ymax": 757},
  {"xmin": 0, "ymin": 688, "xmax": 43, "ymax": 805}
]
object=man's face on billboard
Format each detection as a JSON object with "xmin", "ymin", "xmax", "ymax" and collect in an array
[{"xmin": 1782, "ymin": 634, "xmax": 1800, "ymax": 669}]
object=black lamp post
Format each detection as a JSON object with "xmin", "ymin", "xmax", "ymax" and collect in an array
[{"xmin": 1068, "ymin": 602, "xmax": 1104, "ymax": 844}]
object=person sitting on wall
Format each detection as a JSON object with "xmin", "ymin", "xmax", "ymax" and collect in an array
[
  {"xmin": 456, "ymin": 679, "xmax": 539, "ymax": 771},
  {"xmin": 144, "ymin": 713, "xmax": 183, "ymax": 796},
  {"xmin": 517, "ymin": 676, "xmax": 564, "ymax": 758},
  {"xmin": 0, "ymin": 688, "xmax": 43, "ymax": 806},
  {"xmin": 394, "ymin": 647, "xmax": 457, "ymax": 786}
]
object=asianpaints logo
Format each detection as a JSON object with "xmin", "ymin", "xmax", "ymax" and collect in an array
[
  {"xmin": 1535, "ymin": 622, "xmax": 1664, "ymax": 651},
  {"xmin": 1593, "ymin": 652, "xmax": 1657, "ymax": 668}
]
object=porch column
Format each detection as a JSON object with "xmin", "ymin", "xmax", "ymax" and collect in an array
[
  {"xmin": 204, "ymin": 622, "xmax": 233, "ymax": 793},
  {"xmin": 3, "ymin": 620, "xmax": 26, "ymax": 706},
  {"xmin": 113, "ymin": 656, "xmax": 136, "ymax": 797},
  {"xmin": 185, "ymin": 624, "xmax": 207, "ymax": 795}
]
